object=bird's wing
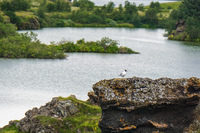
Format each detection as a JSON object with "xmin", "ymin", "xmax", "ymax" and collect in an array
[{"xmin": 121, "ymin": 72, "xmax": 126, "ymax": 77}]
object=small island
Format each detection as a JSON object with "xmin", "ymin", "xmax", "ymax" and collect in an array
[
  {"xmin": 56, "ymin": 37, "xmax": 139, "ymax": 54},
  {"xmin": 0, "ymin": 23, "xmax": 138, "ymax": 59}
]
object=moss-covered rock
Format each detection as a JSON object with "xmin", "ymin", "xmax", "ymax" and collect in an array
[{"xmin": 0, "ymin": 96, "xmax": 101, "ymax": 133}]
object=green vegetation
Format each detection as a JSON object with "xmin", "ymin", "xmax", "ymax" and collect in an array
[
  {"xmin": 0, "ymin": 22, "xmax": 137, "ymax": 59},
  {"xmin": 0, "ymin": 125, "xmax": 21, "ymax": 133},
  {"xmin": 0, "ymin": 22, "xmax": 66, "ymax": 59},
  {"xmin": 165, "ymin": 0, "xmax": 200, "ymax": 41},
  {"xmin": 56, "ymin": 37, "xmax": 139, "ymax": 54},
  {"xmin": 0, "ymin": 0, "xmax": 30, "ymax": 11},
  {"xmin": 0, "ymin": 0, "xmax": 181, "ymax": 29},
  {"xmin": 58, "ymin": 96, "xmax": 101, "ymax": 132},
  {"xmin": 0, "ymin": 96, "xmax": 101, "ymax": 133}
]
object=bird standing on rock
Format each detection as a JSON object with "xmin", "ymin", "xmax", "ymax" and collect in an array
[{"xmin": 119, "ymin": 70, "xmax": 127, "ymax": 77}]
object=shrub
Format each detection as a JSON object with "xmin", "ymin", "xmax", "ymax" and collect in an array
[
  {"xmin": 64, "ymin": 19, "xmax": 75, "ymax": 27},
  {"xmin": 0, "ymin": 23, "xmax": 17, "ymax": 38},
  {"xmin": 4, "ymin": 11, "xmax": 22, "ymax": 27},
  {"xmin": 87, "ymin": 13, "xmax": 102, "ymax": 24},
  {"xmin": 0, "ymin": 29, "xmax": 66, "ymax": 59},
  {"xmin": 167, "ymin": 6, "xmax": 172, "ymax": 9},
  {"xmin": 46, "ymin": 3, "xmax": 56, "ymax": 12},
  {"xmin": 144, "ymin": 8, "xmax": 158, "ymax": 25},
  {"xmin": 138, "ymin": 3, "xmax": 144, "ymax": 12},
  {"xmin": 105, "ymin": 19, "xmax": 117, "ymax": 26},
  {"xmin": 0, "ymin": 14, "xmax": 4, "ymax": 23}
]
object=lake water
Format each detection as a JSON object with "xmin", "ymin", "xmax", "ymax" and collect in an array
[{"xmin": 1, "ymin": 27, "xmax": 200, "ymax": 127}]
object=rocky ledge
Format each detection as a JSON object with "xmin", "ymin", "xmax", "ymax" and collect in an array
[{"xmin": 88, "ymin": 77, "xmax": 200, "ymax": 133}]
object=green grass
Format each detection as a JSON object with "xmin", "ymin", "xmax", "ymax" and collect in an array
[
  {"xmin": 57, "ymin": 97, "xmax": 102, "ymax": 133},
  {"xmin": 160, "ymin": 2, "xmax": 181, "ymax": 10},
  {"xmin": 143, "ymin": 1, "xmax": 181, "ymax": 18},
  {"xmin": 35, "ymin": 116, "xmax": 61, "ymax": 126},
  {"xmin": 15, "ymin": 11, "xmax": 35, "ymax": 17},
  {"xmin": 159, "ymin": 2, "xmax": 181, "ymax": 17},
  {"xmin": 37, "ymin": 96, "xmax": 102, "ymax": 132},
  {"xmin": 0, "ymin": 124, "xmax": 22, "ymax": 133},
  {"xmin": 144, "ymin": 1, "xmax": 181, "ymax": 10}
]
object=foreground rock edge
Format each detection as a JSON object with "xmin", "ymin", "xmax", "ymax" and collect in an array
[{"xmin": 88, "ymin": 76, "xmax": 200, "ymax": 133}]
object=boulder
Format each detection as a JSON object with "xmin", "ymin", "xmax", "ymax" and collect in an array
[
  {"xmin": 89, "ymin": 77, "xmax": 200, "ymax": 133},
  {"xmin": 14, "ymin": 97, "xmax": 79, "ymax": 133}
]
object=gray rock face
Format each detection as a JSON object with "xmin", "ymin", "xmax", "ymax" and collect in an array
[
  {"xmin": 14, "ymin": 97, "xmax": 79, "ymax": 133},
  {"xmin": 88, "ymin": 77, "xmax": 200, "ymax": 133}
]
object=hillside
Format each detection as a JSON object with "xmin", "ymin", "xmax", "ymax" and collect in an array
[{"xmin": 0, "ymin": 0, "xmax": 181, "ymax": 29}]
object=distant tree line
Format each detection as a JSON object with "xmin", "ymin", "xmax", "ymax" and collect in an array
[
  {"xmin": 0, "ymin": 0, "xmax": 30, "ymax": 11},
  {"xmin": 46, "ymin": 0, "xmax": 71, "ymax": 12},
  {"xmin": 33, "ymin": 0, "xmax": 164, "ymax": 28},
  {"xmin": 67, "ymin": 0, "xmax": 162, "ymax": 27},
  {"xmin": 0, "ymin": 0, "xmax": 164, "ymax": 28}
]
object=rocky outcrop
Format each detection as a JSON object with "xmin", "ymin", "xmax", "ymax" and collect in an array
[
  {"xmin": 11, "ymin": 96, "xmax": 79, "ymax": 133},
  {"xmin": 175, "ymin": 20, "xmax": 186, "ymax": 35},
  {"xmin": 88, "ymin": 77, "xmax": 200, "ymax": 133},
  {"xmin": 168, "ymin": 20, "xmax": 187, "ymax": 41},
  {"xmin": 18, "ymin": 16, "xmax": 40, "ymax": 30}
]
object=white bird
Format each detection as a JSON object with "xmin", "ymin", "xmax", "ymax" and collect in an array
[{"xmin": 119, "ymin": 70, "xmax": 127, "ymax": 77}]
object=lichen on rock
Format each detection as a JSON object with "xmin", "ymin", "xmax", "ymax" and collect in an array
[{"xmin": 88, "ymin": 76, "xmax": 200, "ymax": 132}]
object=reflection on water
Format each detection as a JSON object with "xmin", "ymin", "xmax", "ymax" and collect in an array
[{"xmin": 1, "ymin": 28, "xmax": 200, "ymax": 127}]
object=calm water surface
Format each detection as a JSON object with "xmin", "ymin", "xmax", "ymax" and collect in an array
[{"xmin": 1, "ymin": 27, "xmax": 200, "ymax": 127}]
